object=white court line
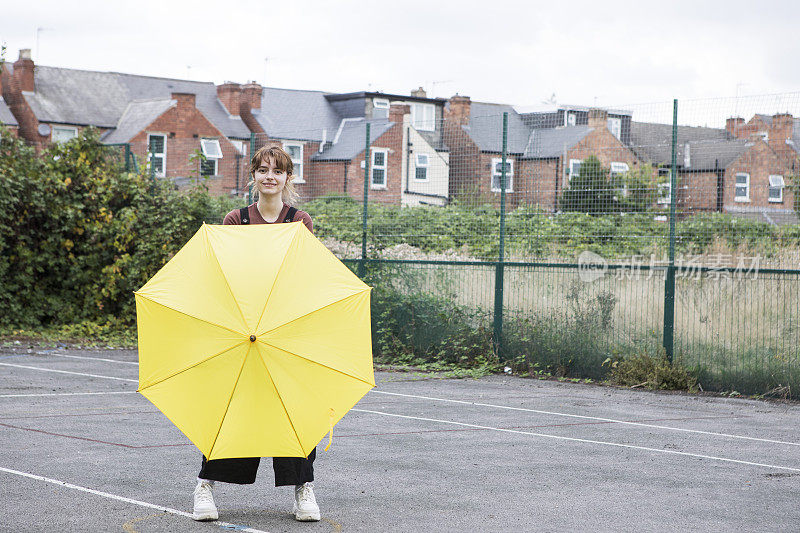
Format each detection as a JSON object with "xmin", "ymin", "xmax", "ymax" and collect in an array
[
  {"xmin": 0, "ymin": 391, "xmax": 137, "ymax": 398},
  {"xmin": 5, "ymin": 360, "xmax": 796, "ymax": 448},
  {"xmin": 353, "ymin": 408, "xmax": 800, "ymax": 474},
  {"xmin": 50, "ymin": 353, "xmax": 138, "ymax": 366},
  {"xmin": 371, "ymin": 390, "xmax": 800, "ymax": 447},
  {"xmin": 0, "ymin": 363, "xmax": 137, "ymax": 383},
  {"xmin": 0, "ymin": 466, "xmax": 269, "ymax": 533}
]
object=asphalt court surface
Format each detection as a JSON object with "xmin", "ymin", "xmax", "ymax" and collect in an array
[{"xmin": 1, "ymin": 345, "xmax": 799, "ymax": 532}]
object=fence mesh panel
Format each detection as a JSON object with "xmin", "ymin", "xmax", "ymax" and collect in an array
[{"xmin": 104, "ymin": 91, "xmax": 800, "ymax": 395}]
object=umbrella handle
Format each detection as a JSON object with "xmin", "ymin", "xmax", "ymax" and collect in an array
[{"xmin": 324, "ymin": 408, "xmax": 335, "ymax": 451}]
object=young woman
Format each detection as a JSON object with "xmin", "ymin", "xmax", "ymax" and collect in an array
[{"xmin": 192, "ymin": 145, "xmax": 319, "ymax": 523}]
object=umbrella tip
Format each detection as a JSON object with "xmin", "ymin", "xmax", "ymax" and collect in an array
[{"xmin": 250, "ymin": 335, "xmax": 256, "ymax": 342}]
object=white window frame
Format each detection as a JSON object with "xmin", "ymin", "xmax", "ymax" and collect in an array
[
  {"xmin": 283, "ymin": 142, "xmax": 305, "ymax": 183},
  {"xmin": 147, "ymin": 133, "xmax": 167, "ymax": 178},
  {"xmin": 373, "ymin": 98, "xmax": 390, "ymax": 119},
  {"xmin": 491, "ymin": 158, "xmax": 514, "ymax": 193},
  {"xmin": 200, "ymin": 138, "xmax": 223, "ymax": 159},
  {"xmin": 607, "ymin": 117, "xmax": 622, "ymax": 140},
  {"xmin": 566, "ymin": 112, "xmax": 577, "ymax": 126},
  {"xmin": 371, "ymin": 148, "xmax": 388, "ymax": 189},
  {"xmin": 610, "ymin": 161, "xmax": 630, "ymax": 197},
  {"xmin": 200, "ymin": 138, "xmax": 222, "ymax": 177},
  {"xmin": 414, "ymin": 153, "xmax": 429, "ymax": 182},
  {"xmin": 735, "ymin": 172, "xmax": 750, "ymax": 202},
  {"xmin": 411, "ymin": 103, "xmax": 436, "ymax": 131},
  {"xmin": 768, "ymin": 174, "xmax": 785, "ymax": 203},
  {"xmin": 52, "ymin": 126, "xmax": 78, "ymax": 143},
  {"xmin": 657, "ymin": 168, "xmax": 671, "ymax": 205},
  {"xmin": 568, "ymin": 158, "xmax": 582, "ymax": 184}
]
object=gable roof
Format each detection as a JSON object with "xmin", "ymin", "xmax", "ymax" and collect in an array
[
  {"xmin": 311, "ymin": 118, "xmax": 394, "ymax": 161},
  {"xmin": 630, "ymin": 121, "xmax": 738, "ymax": 168},
  {"xmin": 101, "ymin": 98, "xmax": 175, "ymax": 143},
  {"xmin": 252, "ymin": 87, "xmax": 342, "ymax": 142},
  {"xmin": 23, "ymin": 66, "xmax": 251, "ymax": 139},
  {"xmin": 465, "ymin": 102, "xmax": 530, "ymax": 154},
  {"xmin": 0, "ymin": 97, "xmax": 18, "ymax": 126},
  {"xmin": 522, "ymin": 125, "xmax": 593, "ymax": 159}
]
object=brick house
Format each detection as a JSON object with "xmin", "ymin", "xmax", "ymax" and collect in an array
[
  {"xmin": 0, "ymin": 49, "xmax": 251, "ymax": 196},
  {"xmin": 443, "ymin": 95, "xmax": 640, "ymax": 211},
  {"xmin": 632, "ymin": 115, "xmax": 797, "ymax": 224},
  {"xmin": 233, "ymin": 84, "xmax": 449, "ymax": 205}
]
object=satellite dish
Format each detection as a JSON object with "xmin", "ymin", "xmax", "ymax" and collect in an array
[{"xmin": 38, "ymin": 124, "xmax": 51, "ymax": 136}]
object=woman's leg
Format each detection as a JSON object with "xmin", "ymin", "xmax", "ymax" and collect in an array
[
  {"xmin": 272, "ymin": 447, "xmax": 316, "ymax": 486},
  {"xmin": 199, "ymin": 456, "xmax": 261, "ymax": 484}
]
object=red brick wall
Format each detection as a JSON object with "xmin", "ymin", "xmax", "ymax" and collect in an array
[
  {"xmin": 517, "ymin": 159, "xmax": 559, "ymax": 211},
  {"xmin": 443, "ymin": 96, "xmax": 481, "ymax": 202},
  {"xmin": 343, "ymin": 124, "xmax": 404, "ymax": 205},
  {"xmin": 127, "ymin": 93, "xmax": 245, "ymax": 195},
  {"xmin": 722, "ymin": 140, "xmax": 793, "ymax": 209}
]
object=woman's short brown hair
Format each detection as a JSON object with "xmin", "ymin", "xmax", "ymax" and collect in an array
[{"xmin": 248, "ymin": 144, "xmax": 299, "ymax": 205}]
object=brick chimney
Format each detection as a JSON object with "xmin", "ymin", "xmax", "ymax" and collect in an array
[
  {"xmin": 238, "ymin": 82, "xmax": 265, "ymax": 134},
  {"xmin": 217, "ymin": 82, "xmax": 242, "ymax": 117},
  {"xmin": 241, "ymin": 82, "xmax": 263, "ymax": 111},
  {"xmin": 13, "ymin": 49, "xmax": 35, "ymax": 92},
  {"xmin": 411, "ymin": 87, "xmax": 427, "ymax": 98},
  {"xmin": 588, "ymin": 108, "xmax": 608, "ymax": 129},
  {"xmin": 726, "ymin": 117, "xmax": 745, "ymax": 137},
  {"xmin": 445, "ymin": 95, "xmax": 471, "ymax": 126},
  {"xmin": 171, "ymin": 92, "xmax": 196, "ymax": 109},
  {"xmin": 389, "ymin": 103, "xmax": 410, "ymax": 124}
]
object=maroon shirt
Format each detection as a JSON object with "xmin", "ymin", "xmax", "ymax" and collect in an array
[{"xmin": 223, "ymin": 202, "xmax": 313, "ymax": 233}]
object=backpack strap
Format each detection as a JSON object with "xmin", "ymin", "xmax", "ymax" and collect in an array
[
  {"xmin": 283, "ymin": 206, "xmax": 298, "ymax": 223},
  {"xmin": 239, "ymin": 206, "xmax": 250, "ymax": 225}
]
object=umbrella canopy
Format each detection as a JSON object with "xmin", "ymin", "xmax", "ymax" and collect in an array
[{"xmin": 134, "ymin": 222, "xmax": 374, "ymax": 460}]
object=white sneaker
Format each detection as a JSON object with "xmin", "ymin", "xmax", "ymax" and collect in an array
[
  {"xmin": 293, "ymin": 482, "xmax": 321, "ymax": 521},
  {"xmin": 193, "ymin": 480, "xmax": 218, "ymax": 521}
]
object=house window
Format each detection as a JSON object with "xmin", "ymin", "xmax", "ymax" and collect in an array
[
  {"xmin": 283, "ymin": 142, "xmax": 304, "ymax": 182},
  {"xmin": 52, "ymin": 126, "xmax": 78, "ymax": 143},
  {"xmin": 610, "ymin": 162, "xmax": 630, "ymax": 197},
  {"xmin": 566, "ymin": 112, "xmax": 577, "ymax": 126},
  {"xmin": 371, "ymin": 148, "xmax": 388, "ymax": 188},
  {"xmin": 610, "ymin": 162, "xmax": 629, "ymax": 176},
  {"xmin": 200, "ymin": 138, "xmax": 223, "ymax": 177},
  {"xmin": 607, "ymin": 117, "xmax": 622, "ymax": 140},
  {"xmin": 768, "ymin": 175, "xmax": 785, "ymax": 203},
  {"xmin": 373, "ymin": 98, "xmax": 390, "ymax": 119},
  {"xmin": 657, "ymin": 168, "xmax": 672, "ymax": 205},
  {"xmin": 735, "ymin": 173, "xmax": 750, "ymax": 202},
  {"xmin": 415, "ymin": 153, "xmax": 429, "ymax": 181},
  {"xmin": 411, "ymin": 103, "xmax": 435, "ymax": 131},
  {"xmin": 568, "ymin": 159, "xmax": 582, "ymax": 183},
  {"xmin": 147, "ymin": 133, "xmax": 167, "ymax": 178},
  {"xmin": 491, "ymin": 158, "xmax": 514, "ymax": 192}
]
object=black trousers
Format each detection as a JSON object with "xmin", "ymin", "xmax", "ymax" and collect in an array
[{"xmin": 198, "ymin": 448, "xmax": 316, "ymax": 486}]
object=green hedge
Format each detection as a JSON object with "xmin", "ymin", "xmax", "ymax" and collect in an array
[{"xmin": 0, "ymin": 127, "xmax": 238, "ymax": 330}]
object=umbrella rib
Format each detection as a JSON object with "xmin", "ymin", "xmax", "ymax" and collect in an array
[
  {"xmin": 137, "ymin": 340, "xmax": 248, "ymax": 392},
  {"xmin": 253, "ymin": 228, "xmax": 301, "ymax": 336},
  {"xmin": 134, "ymin": 294, "xmax": 247, "ymax": 338},
  {"xmin": 254, "ymin": 344, "xmax": 309, "ymax": 458},
  {"xmin": 257, "ymin": 341, "xmax": 376, "ymax": 389},
  {"xmin": 255, "ymin": 287, "xmax": 371, "ymax": 338},
  {"xmin": 208, "ymin": 343, "xmax": 252, "ymax": 459},
  {"xmin": 204, "ymin": 228, "xmax": 251, "ymax": 333}
]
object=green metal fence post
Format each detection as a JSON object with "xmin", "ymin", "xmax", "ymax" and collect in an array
[
  {"xmin": 358, "ymin": 123, "xmax": 371, "ymax": 278},
  {"xmin": 124, "ymin": 143, "xmax": 132, "ymax": 172},
  {"xmin": 663, "ymin": 99, "xmax": 678, "ymax": 362},
  {"xmin": 493, "ymin": 112, "xmax": 509, "ymax": 359},
  {"xmin": 248, "ymin": 132, "xmax": 256, "ymax": 204}
]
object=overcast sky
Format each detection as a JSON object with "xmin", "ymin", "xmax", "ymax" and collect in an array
[{"xmin": 3, "ymin": 0, "xmax": 800, "ymax": 124}]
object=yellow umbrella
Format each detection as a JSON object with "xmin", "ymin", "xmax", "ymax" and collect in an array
[{"xmin": 134, "ymin": 222, "xmax": 374, "ymax": 460}]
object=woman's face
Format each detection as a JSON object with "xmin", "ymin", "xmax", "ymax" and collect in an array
[{"xmin": 254, "ymin": 156, "xmax": 288, "ymax": 197}]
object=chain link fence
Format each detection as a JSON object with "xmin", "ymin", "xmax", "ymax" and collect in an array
[{"xmin": 105, "ymin": 91, "xmax": 800, "ymax": 395}]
